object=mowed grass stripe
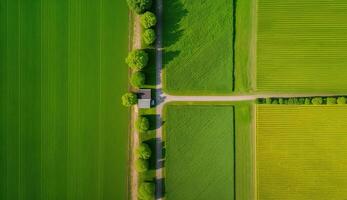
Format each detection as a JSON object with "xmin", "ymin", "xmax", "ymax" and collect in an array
[
  {"xmin": 256, "ymin": 105, "xmax": 347, "ymax": 200},
  {"xmin": 0, "ymin": 0, "xmax": 8, "ymax": 198},
  {"xmin": 20, "ymin": 0, "xmax": 43, "ymax": 199},
  {"xmin": 256, "ymin": 0, "xmax": 347, "ymax": 92},
  {"xmin": 165, "ymin": 105, "xmax": 235, "ymax": 200},
  {"xmin": 41, "ymin": 0, "xmax": 69, "ymax": 199}
]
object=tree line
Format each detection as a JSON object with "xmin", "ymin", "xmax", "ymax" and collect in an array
[{"xmin": 257, "ymin": 96, "xmax": 347, "ymax": 105}]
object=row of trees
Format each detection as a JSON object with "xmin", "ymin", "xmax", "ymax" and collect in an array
[
  {"xmin": 135, "ymin": 115, "xmax": 155, "ymax": 200},
  {"xmin": 257, "ymin": 96, "xmax": 347, "ymax": 105}
]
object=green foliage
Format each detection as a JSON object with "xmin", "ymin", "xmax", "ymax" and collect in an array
[
  {"xmin": 272, "ymin": 99, "xmax": 278, "ymax": 104},
  {"xmin": 135, "ymin": 159, "xmax": 149, "ymax": 172},
  {"xmin": 164, "ymin": 0, "xmax": 234, "ymax": 95},
  {"xmin": 121, "ymin": 93, "xmax": 138, "ymax": 107},
  {"xmin": 265, "ymin": 98, "xmax": 272, "ymax": 104},
  {"xmin": 327, "ymin": 97, "xmax": 337, "ymax": 105},
  {"xmin": 136, "ymin": 116, "xmax": 150, "ymax": 133},
  {"xmin": 126, "ymin": 0, "xmax": 152, "ymax": 14},
  {"xmin": 337, "ymin": 97, "xmax": 347, "ymax": 104},
  {"xmin": 142, "ymin": 29, "xmax": 156, "ymax": 45},
  {"xmin": 278, "ymin": 98, "xmax": 284, "ymax": 104},
  {"xmin": 140, "ymin": 11, "xmax": 157, "ymax": 29},
  {"xmin": 138, "ymin": 182, "xmax": 155, "ymax": 200},
  {"xmin": 136, "ymin": 143, "xmax": 152, "ymax": 159},
  {"xmin": 126, "ymin": 50, "xmax": 149, "ymax": 71},
  {"xmin": 304, "ymin": 98, "xmax": 311, "ymax": 105},
  {"xmin": 311, "ymin": 97, "xmax": 323, "ymax": 105},
  {"xmin": 130, "ymin": 71, "xmax": 145, "ymax": 88},
  {"xmin": 288, "ymin": 98, "xmax": 295, "ymax": 104}
]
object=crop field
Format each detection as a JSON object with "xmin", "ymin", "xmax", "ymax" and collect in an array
[
  {"xmin": 256, "ymin": 0, "xmax": 347, "ymax": 92},
  {"xmin": 256, "ymin": 105, "xmax": 347, "ymax": 199},
  {"xmin": 164, "ymin": 102, "xmax": 254, "ymax": 200},
  {"xmin": 163, "ymin": 0, "xmax": 234, "ymax": 95},
  {"xmin": 0, "ymin": 0, "xmax": 128, "ymax": 199}
]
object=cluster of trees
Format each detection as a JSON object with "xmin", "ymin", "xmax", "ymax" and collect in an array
[
  {"xmin": 257, "ymin": 96, "xmax": 347, "ymax": 105},
  {"xmin": 140, "ymin": 12, "xmax": 157, "ymax": 45},
  {"xmin": 127, "ymin": 0, "xmax": 152, "ymax": 14},
  {"xmin": 126, "ymin": 49, "xmax": 149, "ymax": 89}
]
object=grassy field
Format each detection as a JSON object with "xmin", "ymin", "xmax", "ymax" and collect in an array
[
  {"xmin": 235, "ymin": 0, "xmax": 256, "ymax": 93},
  {"xmin": 256, "ymin": 0, "xmax": 347, "ymax": 92},
  {"xmin": 163, "ymin": 0, "xmax": 234, "ymax": 95},
  {"xmin": 164, "ymin": 105, "xmax": 235, "ymax": 199},
  {"xmin": 164, "ymin": 102, "xmax": 254, "ymax": 200},
  {"xmin": 256, "ymin": 105, "xmax": 347, "ymax": 199},
  {"xmin": 0, "ymin": 0, "xmax": 129, "ymax": 199}
]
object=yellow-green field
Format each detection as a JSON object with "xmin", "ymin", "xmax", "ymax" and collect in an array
[
  {"xmin": 256, "ymin": 0, "xmax": 347, "ymax": 92},
  {"xmin": 256, "ymin": 105, "xmax": 347, "ymax": 200}
]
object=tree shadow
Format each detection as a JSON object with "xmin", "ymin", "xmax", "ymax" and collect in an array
[
  {"xmin": 141, "ymin": 114, "xmax": 158, "ymax": 131},
  {"xmin": 142, "ymin": 48, "xmax": 156, "ymax": 87},
  {"xmin": 163, "ymin": 0, "xmax": 188, "ymax": 48},
  {"xmin": 162, "ymin": 50, "xmax": 180, "ymax": 67},
  {"xmin": 143, "ymin": 137, "xmax": 166, "ymax": 170}
]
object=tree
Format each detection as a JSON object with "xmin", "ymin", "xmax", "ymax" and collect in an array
[
  {"xmin": 140, "ymin": 11, "xmax": 157, "ymax": 29},
  {"xmin": 136, "ymin": 116, "xmax": 150, "ymax": 133},
  {"xmin": 130, "ymin": 71, "xmax": 145, "ymax": 88},
  {"xmin": 304, "ymin": 98, "xmax": 311, "ymax": 105},
  {"xmin": 136, "ymin": 159, "xmax": 149, "ymax": 172},
  {"xmin": 142, "ymin": 29, "xmax": 156, "ymax": 45},
  {"xmin": 288, "ymin": 98, "xmax": 295, "ymax": 104},
  {"xmin": 122, "ymin": 93, "xmax": 138, "ymax": 107},
  {"xmin": 136, "ymin": 143, "xmax": 152, "ymax": 159},
  {"xmin": 127, "ymin": 0, "xmax": 152, "ymax": 14},
  {"xmin": 337, "ymin": 97, "xmax": 346, "ymax": 104},
  {"xmin": 327, "ymin": 97, "xmax": 337, "ymax": 105},
  {"xmin": 311, "ymin": 97, "xmax": 323, "ymax": 105},
  {"xmin": 126, "ymin": 50, "xmax": 149, "ymax": 71},
  {"xmin": 138, "ymin": 182, "xmax": 155, "ymax": 200}
]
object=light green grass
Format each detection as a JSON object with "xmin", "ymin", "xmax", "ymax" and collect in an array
[
  {"xmin": 256, "ymin": 105, "xmax": 347, "ymax": 199},
  {"xmin": 163, "ymin": 0, "xmax": 234, "ymax": 95},
  {"xmin": 256, "ymin": 0, "xmax": 347, "ymax": 92},
  {"xmin": 235, "ymin": 0, "xmax": 255, "ymax": 93},
  {"xmin": 0, "ymin": 0, "xmax": 129, "ymax": 199},
  {"xmin": 164, "ymin": 104, "xmax": 235, "ymax": 199}
]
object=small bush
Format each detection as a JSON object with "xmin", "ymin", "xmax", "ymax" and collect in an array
[
  {"xmin": 136, "ymin": 143, "xmax": 152, "ymax": 159},
  {"xmin": 311, "ymin": 97, "xmax": 323, "ymax": 105},
  {"xmin": 272, "ymin": 99, "xmax": 279, "ymax": 104},
  {"xmin": 337, "ymin": 97, "xmax": 347, "ymax": 104},
  {"xmin": 142, "ymin": 29, "xmax": 156, "ymax": 45},
  {"xmin": 327, "ymin": 97, "xmax": 337, "ymax": 105},
  {"xmin": 138, "ymin": 182, "xmax": 155, "ymax": 200},
  {"xmin": 136, "ymin": 116, "xmax": 150, "ymax": 133},
  {"xmin": 288, "ymin": 98, "xmax": 295, "ymax": 104},
  {"xmin": 135, "ymin": 159, "xmax": 149, "ymax": 172},
  {"xmin": 278, "ymin": 98, "xmax": 284, "ymax": 104},
  {"xmin": 265, "ymin": 98, "xmax": 272, "ymax": 104},
  {"xmin": 140, "ymin": 11, "xmax": 157, "ymax": 29},
  {"xmin": 121, "ymin": 93, "xmax": 138, "ymax": 107},
  {"xmin": 126, "ymin": 50, "xmax": 149, "ymax": 71},
  {"xmin": 304, "ymin": 98, "xmax": 311, "ymax": 105},
  {"xmin": 130, "ymin": 71, "xmax": 145, "ymax": 88},
  {"xmin": 127, "ymin": 0, "xmax": 152, "ymax": 14}
]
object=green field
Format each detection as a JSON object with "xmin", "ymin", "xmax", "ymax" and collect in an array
[
  {"xmin": 235, "ymin": 0, "xmax": 256, "ymax": 93},
  {"xmin": 256, "ymin": 105, "xmax": 347, "ymax": 199},
  {"xmin": 256, "ymin": 0, "xmax": 347, "ymax": 92},
  {"xmin": 164, "ymin": 102, "xmax": 254, "ymax": 200},
  {"xmin": 163, "ymin": 0, "xmax": 234, "ymax": 95},
  {"xmin": 0, "ymin": 0, "xmax": 129, "ymax": 199}
]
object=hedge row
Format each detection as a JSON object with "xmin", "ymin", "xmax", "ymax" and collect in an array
[{"xmin": 257, "ymin": 96, "xmax": 347, "ymax": 105}]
